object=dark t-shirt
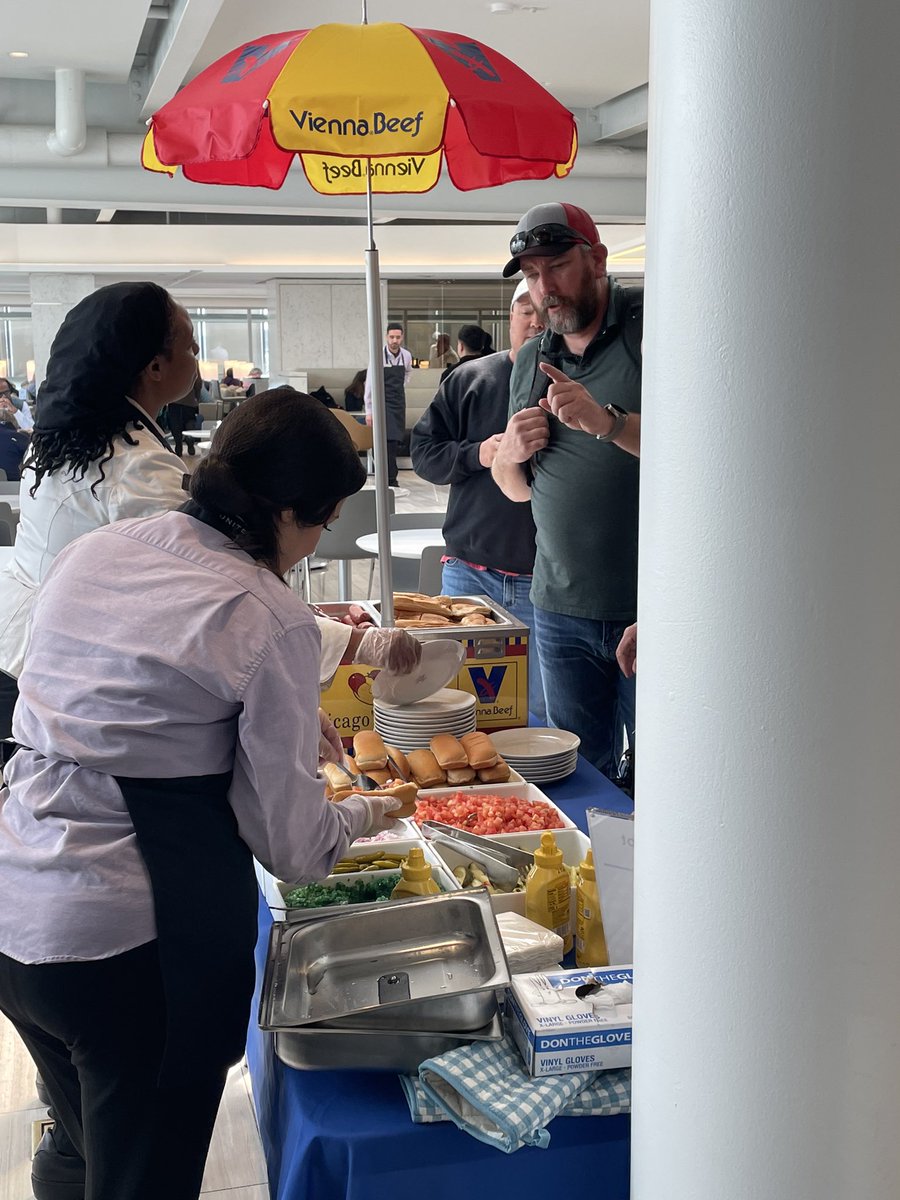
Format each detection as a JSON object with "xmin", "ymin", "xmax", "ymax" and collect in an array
[
  {"xmin": 411, "ymin": 353, "xmax": 537, "ymax": 575},
  {"xmin": 508, "ymin": 281, "xmax": 641, "ymax": 621}
]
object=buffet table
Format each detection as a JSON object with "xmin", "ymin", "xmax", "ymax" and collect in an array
[{"xmin": 246, "ymin": 756, "xmax": 633, "ymax": 1200}]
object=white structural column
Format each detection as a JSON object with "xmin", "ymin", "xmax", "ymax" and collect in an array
[
  {"xmin": 633, "ymin": 2, "xmax": 900, "ymax": 1198},
  {"xmin": 266, "ymin": 278, "xmax": 375, "ymax": 385},
  {"xmin": 29, "ymin": 273, "xmax": 94, "ymax": 386}
]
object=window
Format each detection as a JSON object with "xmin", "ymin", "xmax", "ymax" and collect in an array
[
  {"xmin": 0, "ymin": 307, "xmax": 35, "ymax": 385},
  {"xmin": 186, "ymin": 308, "xmax": 270, "ymax": 378}
]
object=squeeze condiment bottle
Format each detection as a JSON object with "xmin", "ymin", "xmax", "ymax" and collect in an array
[
  {"xmin": 525, "ymin": 832, "xmax": 573, "ymax": 954},
  {"xmin": 575, "ymin": 849, "xmax": 609, "ymax": 967},
  {"xmin": 390, "ymin": 847, "xmax": 441, "ymax": 899}
]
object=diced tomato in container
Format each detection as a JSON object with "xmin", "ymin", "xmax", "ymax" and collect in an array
[{"xmin": 413, "ymin": 791, "xmax": 566, "ymax": 837}]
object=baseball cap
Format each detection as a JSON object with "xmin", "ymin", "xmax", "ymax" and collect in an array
[
  {"xmin": 509, "ymin": 279, "xmax": 532, "ymax": 309},
  {"xmin": 502, "ymin": 202, "xmax": 601, "ymax": 278}
]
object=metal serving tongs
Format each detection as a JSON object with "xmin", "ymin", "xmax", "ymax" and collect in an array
[{"xmin": 419, "ymin": 820, "xmax": 534, "ymax": 889}]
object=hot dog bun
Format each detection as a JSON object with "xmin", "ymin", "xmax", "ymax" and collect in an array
[
  {"xmin": 353, "ymin": 730, "xmax": 387, "ymax": 771},
  {"xmin": 476, "ymin": 756, "xmax": 511, "ymax": 784},
  {"xmin": 446, "ymin": 766, "xmax": 477, "ymax": 785},
  {"xmin": 406, "ymin": 749, "xmax": 447, "ymax": 788},
  {"xmin": 384, "ymin": 746, "xmax": 410, "ymax": 779},
  {"xmin": 329, "ymin": 780, "xmax": 418, "ymax": 818},
  {"xmin": 430, "ymin": 733, "xmax": 469, "ymax": 770},
  {"xmin": 459, "ymin": 731, "xmax": 499, "ymax": 770}
]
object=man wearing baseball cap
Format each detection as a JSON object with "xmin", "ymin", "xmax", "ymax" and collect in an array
[
  {"xmin": 411, "ymin": 280, "xmax": 548, "ymax": 721},
  {"xmin": 492, "ymin": 201, "xmax": 642, "ymax": 780}
]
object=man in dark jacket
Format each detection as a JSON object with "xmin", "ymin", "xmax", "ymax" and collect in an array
[{"xmin": 411, "ymin": 281, "xmax": 546, "ymax": 721}]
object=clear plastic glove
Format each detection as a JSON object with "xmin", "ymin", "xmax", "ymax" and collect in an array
[
  {"xmin": 354, "ymin": 627, "xmax": 423, "ymax": 674},
  {"xmin": 358, "ymin": 794, "xmax": 406, "ymax": 836},
  {"xmin": 317, "ymin": 707, "xmax": 343, "ymax": 765}
]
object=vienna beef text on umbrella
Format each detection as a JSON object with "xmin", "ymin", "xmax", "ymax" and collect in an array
[{"xmin": 142, "ymin": 23, "xmax": 577, "ymax": 617}]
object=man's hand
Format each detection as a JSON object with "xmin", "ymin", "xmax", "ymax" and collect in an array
[
  {"xmin": 538, "ymin": 362, "xmax": 618, "ymax": 437},
  {"xmin": 478, "ymin": 433, "xmax": 504, "ymax": 469},
  {"xmin": 616, "ymin": 623, "xmax": 638, "ymax": 679},
  {"xmin": 497, "ymin": 407, "xmax": 550, "ymax": 465},
  {"xmin": 365, "ymin": 414, "xmax": 373, "ymax": 427}
]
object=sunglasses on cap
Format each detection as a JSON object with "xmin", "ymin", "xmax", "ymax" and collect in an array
[{"xmin": 509, "ymin": 222, "xmax": 593, "ymax": 257}]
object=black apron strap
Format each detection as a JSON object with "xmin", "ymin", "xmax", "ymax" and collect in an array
[{"xmin": 116, "ymin": 772, "xmax": 258, "ymax": 1087}]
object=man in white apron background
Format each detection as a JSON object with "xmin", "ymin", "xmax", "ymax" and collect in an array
[{"xmin": 364, "ymin": 322, "xmax": 412, "ymax": 487}]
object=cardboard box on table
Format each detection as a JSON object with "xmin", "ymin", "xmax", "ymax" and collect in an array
[
  {"xmin": 319, "ymin": 597, "xmax": 530, "ymax": 748},
  {"xmin": 506, "ymin": 966, "xmax": 634, "ymax": 1077}
]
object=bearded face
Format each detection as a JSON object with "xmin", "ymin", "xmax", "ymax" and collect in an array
[{"xmin": 537, "ymin": 250, "xmax": 603, "ymax": 335}]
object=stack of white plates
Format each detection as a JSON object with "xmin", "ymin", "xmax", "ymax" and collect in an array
[
  {"xmin": 489, "ymin": 727, "xmax": 580, "ymax": 783},
  {"xmin": 374, "ymin": 688, "xmax": 477, "ymax": 752}
]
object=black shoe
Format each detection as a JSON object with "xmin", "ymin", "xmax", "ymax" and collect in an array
[{"xmin": 31, "ymin": 1127, "xmax": 86, "ymax": 1200}]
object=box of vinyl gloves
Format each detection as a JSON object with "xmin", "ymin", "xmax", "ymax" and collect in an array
[{"xmin": 506, "ymin": 967, "xmax": 633, "ymax": 1077}]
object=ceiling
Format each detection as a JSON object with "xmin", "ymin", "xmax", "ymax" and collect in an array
[{"xmin": 0, "ymin": 0, "xmax": 649, "ymax": 296}]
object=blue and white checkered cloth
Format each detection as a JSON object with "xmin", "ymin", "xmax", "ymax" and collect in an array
[{"xmin": 398, "ymin": 1030, "xmax": 630, "ymax": 1153}]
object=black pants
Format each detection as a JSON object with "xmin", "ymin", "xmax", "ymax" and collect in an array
[
  {"xmin": 0, "ymin": 941, "xmax": 228, "ymax": 1200},
  {"xmin": 167, "ymin": 404, "xmax": 198, "ymax": 457},
  {"xmin": 386, "ymin": 439, "xmax": 400, "ymax": 486}
]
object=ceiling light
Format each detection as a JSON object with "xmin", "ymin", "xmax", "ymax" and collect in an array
[{"xmin": 8, "ymin": 51, "xmax": 29, "ymax": 59}]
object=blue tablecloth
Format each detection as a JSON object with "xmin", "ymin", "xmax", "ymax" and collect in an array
[{"xmin": 246, "ymin": 756, "xmax": 633, "ymax": 1200}]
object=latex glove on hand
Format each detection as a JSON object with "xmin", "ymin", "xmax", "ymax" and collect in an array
[
  {"xmin": 358, "ymin": 794, "xmax": 406, "ymax": 836},
  {"xmin": 354, "ymin": 627, "xmax": 423, "ymax": 674},
  {"xmin": 317, "ymin": 707, "xmax": 344, "ymax": 764}
]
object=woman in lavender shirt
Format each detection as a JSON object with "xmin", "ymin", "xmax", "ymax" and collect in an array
[{"xmin": 0, "ymin": 390, "xmax": 405, "ymax": 1200}]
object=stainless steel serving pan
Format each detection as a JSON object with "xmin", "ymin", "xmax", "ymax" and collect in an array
[
  {"xmin": 274, "ymin": 1012, "xmax": 504, "ymax": 1072},
  {"xmin": 259, "ymin": 890, "xmax": 510, "ymax": 1032}
]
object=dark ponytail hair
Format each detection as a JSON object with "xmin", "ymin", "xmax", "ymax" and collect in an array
[
  {"xmin": 457, "ymin": 324, "xmax": 494, "ymax": 356},
  {"xmin": 189, "ymin": 387, "xmax": 366, "ymax": 573}
]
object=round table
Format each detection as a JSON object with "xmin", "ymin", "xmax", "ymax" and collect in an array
[{"xmin": 356, "ymin": 529, "xmax": 445, "ymax": 559}]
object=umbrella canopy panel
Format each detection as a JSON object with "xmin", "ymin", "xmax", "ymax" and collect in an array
[{"xmin": 143, "ymin": 23, "xmax": 577, "ymax": 193}]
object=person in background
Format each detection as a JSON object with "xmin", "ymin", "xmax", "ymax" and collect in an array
[
  {"xmin": 243, "ymin": 366, "xmax": 263, "ymax": 398},
  {"xmin": 0, "ymin": 415, "xmax": 29, "ymax": 484},
  {"xmin": 411, "ymin": 280, "xmax": 547, "ymax": 722},
  {"xmin": 0, "ymin": 389, "xmax": 408, "ymax": 1200},
  {"xmin": 0, "ymin": 391, "xmax": 22, "ymax": 430},
  {"xmin": 167, "ymin": 373, "xmax": 202, "ymax": 457},
  {"xmin": 364, "ymin": 322, "xmax": 412, "ymax": 487},
  {"xmin": 492, "ymin": 201, "xmax": 642, "ymax": 780},
  {"xmin": 440, "ymin": 325, "xmax": 494, "ymax": 383},
  {"xmin": 343, "ymin": 369, "xmax": 367, "ymax": 413},
  {"xmin": 429, "ymin": 333, "xmax": 458, "ymax": 371}
]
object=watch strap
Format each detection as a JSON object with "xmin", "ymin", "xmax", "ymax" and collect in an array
[{"xmin": 596, "ymin": 404, "xmax": 628, "ymax": 443}]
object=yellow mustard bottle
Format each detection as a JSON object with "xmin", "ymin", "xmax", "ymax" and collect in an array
[
  {"xmin": 390, "ymin": 847, "xmax": 441, "ymax": 899},
  {"xmin": 575, "ymin": 849, "xmax": 609, "ymax": 967},
  {"xmin": 525, "ymin": 832, "xmax": 573, "ymax": 954}
]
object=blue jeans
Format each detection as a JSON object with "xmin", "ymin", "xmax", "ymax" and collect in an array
[
  {"xmin": 441, "ymin": 558, "xmax": 547, "ymax": 725},
  {"xmin": 532, "ymin": 606, "xmax": 635, "ymax": 780}
]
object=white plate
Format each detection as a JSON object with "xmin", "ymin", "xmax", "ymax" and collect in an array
[
  {"xmin": 490, "ymin": 727, "xmax": 581, "ymax": 758},
  {"xmin": 371, "ymin": 641, "xmax": 466, "ymax": 706},
  {"xmin": 374, "ymin": 687, "xmax": 475, "ymax": 716}
]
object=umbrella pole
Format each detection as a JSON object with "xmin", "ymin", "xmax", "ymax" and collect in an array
[{"xmin": 364, "ymin": 175, "xmax": 395, "ymax": 626}]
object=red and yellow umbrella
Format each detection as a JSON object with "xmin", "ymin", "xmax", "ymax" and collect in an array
[
  {"xmin": 142, "ymin": 23, "xmax": 577, "ymax": 193},
  {"xmin": 143, "ymin": 21, "xmax": 576, "ymax": 619}
]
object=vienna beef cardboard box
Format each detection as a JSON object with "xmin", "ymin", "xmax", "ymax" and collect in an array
[
  {"xmin": 320, "ymin": 597, "xmax": 530, "ymax": 748},
  {"xmin": 506, "ymin": 967, "xmax": 633, "ymax": 1077}
]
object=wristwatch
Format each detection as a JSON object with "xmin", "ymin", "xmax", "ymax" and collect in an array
[{"xmin": 595, "ymin": 403, "xmax": 628, "ymax": 442}]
